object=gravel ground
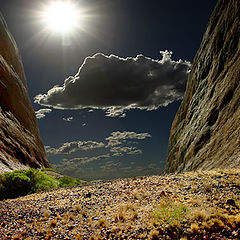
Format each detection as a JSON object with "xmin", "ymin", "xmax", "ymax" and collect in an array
[{"xmin": 0, "ymin": 169, "xmax": 240, "ymax": 239}]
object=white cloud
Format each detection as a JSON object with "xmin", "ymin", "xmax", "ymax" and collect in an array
[
  {"xmin": 106, "ymin": 131, "xmax": 151, "ymax": 148},
  {"xmin": 105, "ymin": 107, "xmax": 128, "ymax": 118},
  {"xmin": 127, "ymin": 149, "xmax": 142, "ymax": 155},
  {"xmin": 35, "ymin": 108, "xmax": 52, "ymax": 119},
  {"xmin": 67, "ymin": 154, "xmax": 110, "ymax": 165},
  {"xmin": 35, "ymin": 50, "xmax": 191, "ymax": 117},
  {"xmin": 45, "ymin": 130, "xmax": 151, "ymax": 158},
  {"xmin": 100, "ymin": 161, "xmax": 121, "ymax": 170},
  {"xmin": 110, "ymin": 146, "xmax": 142, "ymax": 156},
  {"xmin": 45, "ymin": 140, "xmax": 105, "ymax": 155},
  {"xmin": 112, "ymin": 152, "xmax": 122, "ymax": 157},
  {"xmin": 110, "ymin": 146, "xmax": 139, "ymax": 155},
  {"xmin": 63, "ymin": 116, "xmax": 73, "ymax": 122}
]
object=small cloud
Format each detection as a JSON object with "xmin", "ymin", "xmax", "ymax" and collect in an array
[
  {"xmin": 119, "ymin": 113, "xmax": 126, "ymax": 118},
  {"xmin": 110, "ymin": 146, "xmax": 142, "ymax": 156},
  {"xmin": 110, "ymin": 146, "xmax": 138, "ymax": 153},
  {"xmin": 112, "ymin": 152, "xmax": 123, "ymax": 157},
  {"xmin": 120, "ymin": 166, "xmax": 132, "ymax": 171},
  {"xmin": 148, "ymin": 163, "xmax": 157, "ymax": 168},
  {"xmin": 67, "ymin": 154, "xmax": 110, "ymax": 165},
  {"xmin": 105, "ymin": 107, "xmax": 128, "ymax": 118},
  {"xmin": 34, "ymin": 51, "xmax": 191, "ymax": 117},
  {"xmin": 106, "ymin": 139, "xmax": 122, "ymax": 148},
  {"xmin": 106, "ymin": 131, "xmax": 151, "ymax": 148},
  {"xmin": 127, "ymin": 149, "xmax": 142, "ymax": 155},
  {"xmin": 44, "ymin": 146, "xmax": 51, "ymax": 151},
  {"xmin": 63, "ymin": 116, "xmax": 73, "ymax": 122},
  {"xmin": 35, "ymin": 108, "xmax": 52, "ymax": 119},
  {"xmin": 100, "ymin": 161, "xmax": 121, "ymax": 170},
  {"xmin": 46, "ymin": 140, "xmax": 105, "ymax": 155}
]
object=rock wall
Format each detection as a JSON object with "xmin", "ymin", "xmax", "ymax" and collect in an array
[
  {"xmin": 166, "ymin": 0, "xmax": 240, "ymax": 172},
  {"xmin": 0, "ymin": 14, "xmax": 50, "ymax": 172}
]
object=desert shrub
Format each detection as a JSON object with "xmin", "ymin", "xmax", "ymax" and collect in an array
[
  {"xmin": 153, "ymin": 199, "xmax": 189, "ymax": 227},
  {"xmin": 31, "ymin": 170, "xmax": 59, "ymax": 193},
  {"xmin": 59, "ymin": 176, "xmax": 83, "ymax": 187},
  {"xmin": 0, "ymin": 168, "xmax": 84, "ymax": 200},
  {"xmin": 41, "ymin": 168, "xmax": 58, "ymax": 173},
  {"xmin": 0, "ymin": 170, "xmax": 32, "ymax": 199}
]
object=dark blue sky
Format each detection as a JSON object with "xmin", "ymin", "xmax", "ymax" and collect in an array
[{"xmin": 0, "ymin": 0, "xmax": 217, "ymax": 180}]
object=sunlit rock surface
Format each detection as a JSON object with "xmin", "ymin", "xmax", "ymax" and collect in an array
[
  {"xmin": 0, "ymin": 14, "xmax": 50, "ymax": 172},
  {"xmin": 166, "ymin": 0, "xmax": 240, "ymax": 172}
]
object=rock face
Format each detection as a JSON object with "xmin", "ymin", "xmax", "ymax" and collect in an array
[
  {"xmin": 0, "ymin": 14, "xmax": 50, "ymax": 172},
  {"xmin": 166, "ymin": 0, "xmax": 240, "ymax": 172}
]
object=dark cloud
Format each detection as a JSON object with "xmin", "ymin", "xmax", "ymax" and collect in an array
[
  {"xmin": 35, "ymin": 108, "xmax": 52, "ymax": 119},
  {"xmin": 35, "ymin": 50, "xmax": 191, "ymax": 117}
]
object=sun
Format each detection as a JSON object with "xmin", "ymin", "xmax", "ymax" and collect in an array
[{"xmin": 44, "ymin": 1, "xmax": 79, "ymax": 34}]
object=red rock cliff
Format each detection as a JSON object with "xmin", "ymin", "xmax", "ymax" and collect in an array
[
  {"xmin": 166, "ymin": 0, "xmax": 240, "ymax": 172},
  {"xmin": 0, "ymin": 14, "xmax": 50, "ymax": 172}
]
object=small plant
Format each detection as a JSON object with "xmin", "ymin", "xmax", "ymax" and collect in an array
[
  {"xmin": 132, "ymin": 189, "xmax": 140, "ymax": 199},
  {"xmin": 114, "ymin": 211, "xmax": 125, "ymax": 222},
  {"xmin": 190, "ymin": 223, "xmax": 199, "ymax": 233},
  {"xmin": 148, "ymin": 229, "xmax": 159, "ymax": 240},
  {"xmin": 153, "ymin": 199, "xmax": 189, "ymax": 227},
  {"xmin": 97, "ymin": 218, "xmax": 107, "ymax": 229},
  {"xmin": 131, "ymin": 211, "xmax": 138, "ymax": 221},
  {"xmin": 73, "ymin": 205, "xmax": 81, "ymax": 212},
  {"xmin": 42, "ymin": 208, "xmax": 51, "ymax": 219},
  {"xmin": 203, "ymin": 183, "xmax": 212, "ymax": 193},
  {"xmin": 110, "ymin": 225, "xmax": 118, "ymax": 233}
]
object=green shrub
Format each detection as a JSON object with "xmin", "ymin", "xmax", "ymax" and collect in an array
[
  {"xmin": 0, "ymin": 170, "xmax": 32, "ymax": 199},
  {"xmin": 31, "ymin": 170, "xmax": 59, "ymax": 192},
  {"xmin": 59, "ymin": 176, "xmax": 83, "ymax": 187},
  {"xmin": 153, "ymin": 200, "xmax": 189, "ymax": 227},
  {"xmin": 0, "ymin": 168, "xmax": 83, "ymax": 200},
  {"xmin": 41, "ymin": 168, "xmax": 58, "ymax": 173}
]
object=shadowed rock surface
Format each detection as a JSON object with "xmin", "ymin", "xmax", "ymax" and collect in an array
[
  {"xmin": 0, "ymin": 14, "xmax": 50, "ymax": 172},
  {"xmin": 166, "ymin": 0, "xmax": 240, "ymax": 172}
]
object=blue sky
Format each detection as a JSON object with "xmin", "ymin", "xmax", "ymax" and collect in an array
[{"xmin": 0, "ymin": 0, "xmax": 217, "ymax": 180}]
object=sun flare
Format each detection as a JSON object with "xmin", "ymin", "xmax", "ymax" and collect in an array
[{"xmin": 44, "ymin": 1, "xmax": 79, "ymax": 34}]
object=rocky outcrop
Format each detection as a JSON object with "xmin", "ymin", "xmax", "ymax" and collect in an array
[
  {"xmin": 0, "ymin": 14, "xmax": 50, "ymax": 172},
  {"xmin": 166, "ymin": 0, "xmax": 240, "ymax": 172}
]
